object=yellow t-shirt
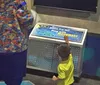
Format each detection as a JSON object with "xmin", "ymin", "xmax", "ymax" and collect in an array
[{"xmin": 57, "ymin": 54, "xmax": 74, "ymax": 85}]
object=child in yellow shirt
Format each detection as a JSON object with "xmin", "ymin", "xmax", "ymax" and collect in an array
[{"xmin": 52, "ymin": 36, "xmax": 74, "ymax": 85}]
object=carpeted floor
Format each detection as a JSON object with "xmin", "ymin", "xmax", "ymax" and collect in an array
[{"xmin": 24, "ymin": 74, "xmax": 100, "ymax": 85}]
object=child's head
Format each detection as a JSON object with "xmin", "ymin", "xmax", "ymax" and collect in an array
[{"xmin": 57, "ymin": 44, "xmax": 70, "ymax": 60}]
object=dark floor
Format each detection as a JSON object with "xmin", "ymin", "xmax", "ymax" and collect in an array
[{"xmin": 24, "ymin": 74, "xmax": 100, "ymax": 85}]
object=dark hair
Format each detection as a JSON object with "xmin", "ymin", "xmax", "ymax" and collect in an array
[{"xmin": 57, "ymin": 44, "xmax": 70, "ymax": 60}]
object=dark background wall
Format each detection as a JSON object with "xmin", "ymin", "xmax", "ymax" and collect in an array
[{"xmin": 34, "ymin": 0, "xmax": 98, "ymax": 12}]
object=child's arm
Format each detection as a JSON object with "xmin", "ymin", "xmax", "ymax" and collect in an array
[
  {"xmin": 52, "ymin": 75, "xmax": 63, "ymax": 81},
  {"xmin": 52, "ymin": 75, "xmax": 65, "ymax": 81},
  {"xmin": 64, "ymin": 35, "xmax": 69, "ymax": 46}
]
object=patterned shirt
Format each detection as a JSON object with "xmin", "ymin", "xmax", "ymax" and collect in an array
[{"xmin": 0, "ymin": 0, "xmax": 33, "ymax": 52}]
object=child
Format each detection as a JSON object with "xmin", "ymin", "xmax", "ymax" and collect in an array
[{"xmin": 52, "ymin": 36, "xmax": 74, "ymax": 85}]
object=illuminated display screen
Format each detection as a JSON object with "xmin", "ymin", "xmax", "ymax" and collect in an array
[{"xmin": 31, "ymin": 24, "xmax": 84, "ymax": 43}]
